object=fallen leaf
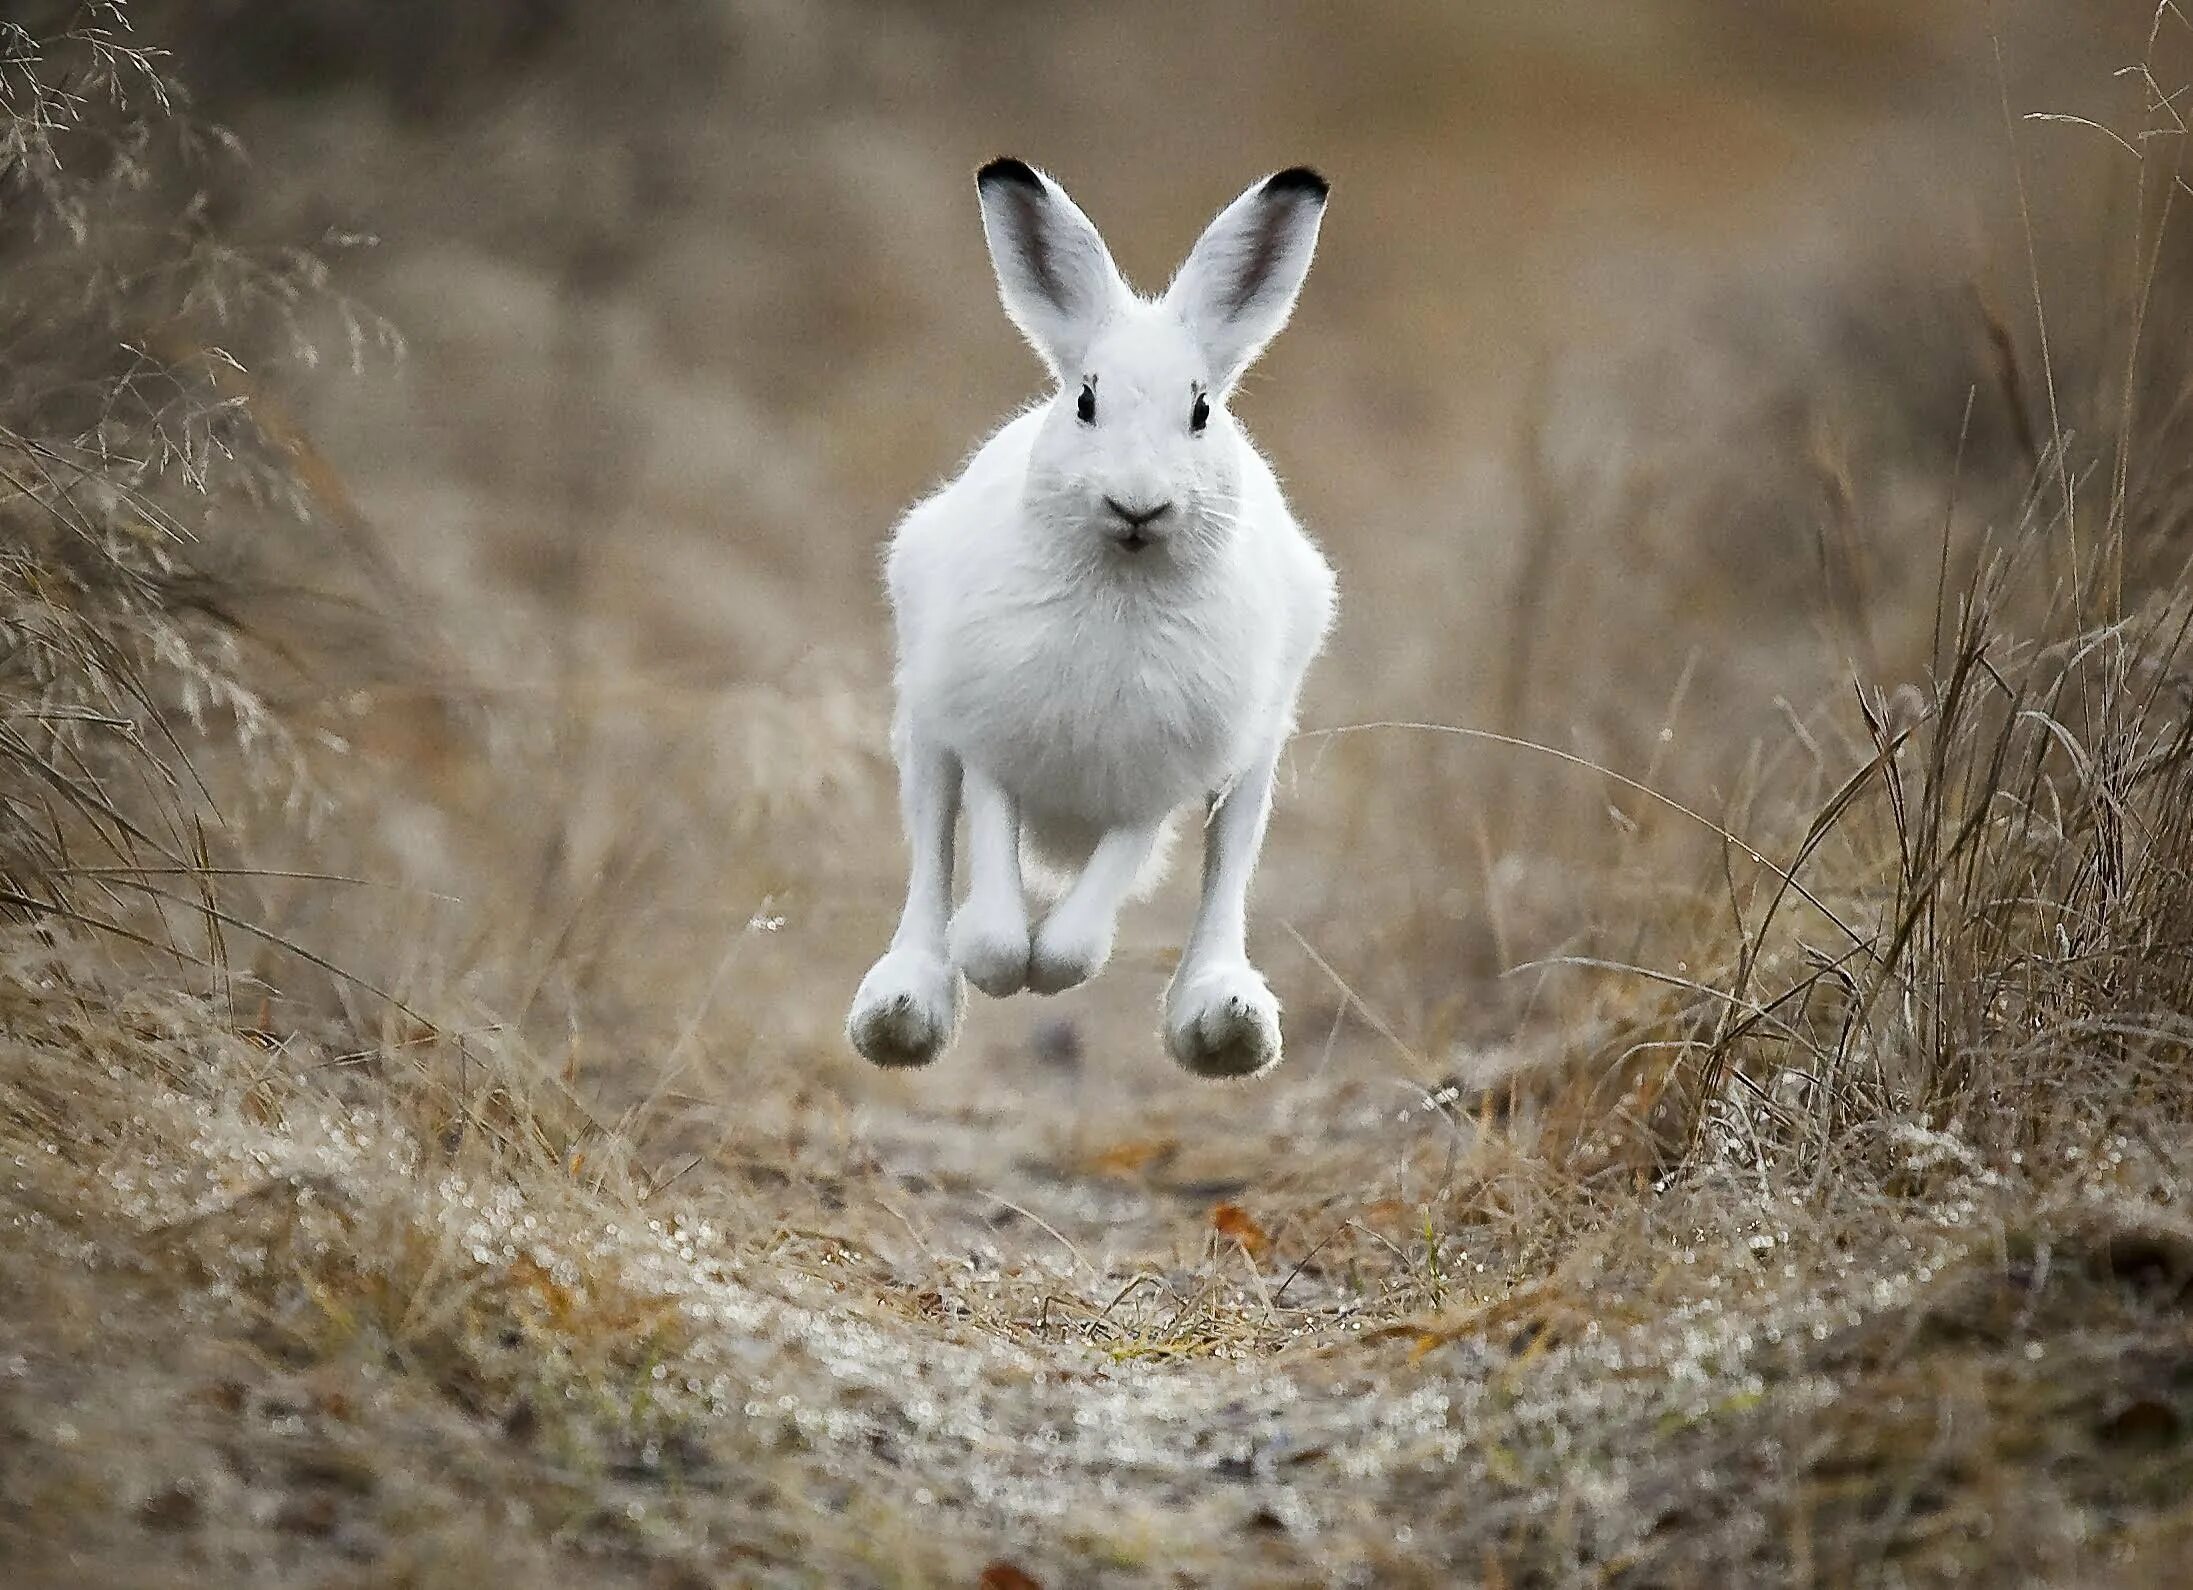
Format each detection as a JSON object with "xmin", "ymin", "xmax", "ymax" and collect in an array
[
  {"xmin": 1086, "ymin": 1137, "xmax": 1176, "ymax": 1177},
  {"xmin": 1212, "ymin": 1202, "xmax": 1272, "ymax": 1259},
  {"xmin": 978, "ymin": 1562, "xmax": 1044, "ymax": 1590}
]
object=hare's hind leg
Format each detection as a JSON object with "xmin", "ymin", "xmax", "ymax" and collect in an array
[
  {"xmin": 948, "ymin": 765, "xmax": 1031, "ymax": 997},
  {"xmin": 848, "ymin": 737, "xmax": 964, "ymax": 1067},
  {"xmin": 1028, "ymin": 821, "xmax": 1166, "ymax": 995},
  {"xmin": 1166, "ymin": 742, "xmax": 1283, "ymax": 1078}
]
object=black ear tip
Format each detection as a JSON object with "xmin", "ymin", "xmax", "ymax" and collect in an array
[
  {"xmin": 1264, "ymin": 166, "xmax": 1330, "ymax": 202},
  {"xmin": 978, "ymin": 156, "xmax": 1043, "ymax": 191}
]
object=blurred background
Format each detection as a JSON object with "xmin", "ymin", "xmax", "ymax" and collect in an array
[{"xmin": 85, "ymin": 0, "xmax": 2184, "ymax": 1132}]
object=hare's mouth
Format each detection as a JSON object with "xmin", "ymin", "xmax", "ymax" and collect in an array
[{"xmin": 1100, "ymin": 495, "xmax": 1173, "ymax": 554}]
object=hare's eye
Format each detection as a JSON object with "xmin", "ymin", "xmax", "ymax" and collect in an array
[
  {"xmin": 1075, "ymin": 382, "xmax": 1097, "ymax": 425},
  {"xmin": 1189, "ymin": 392, "xmax": 1211, "ymax": 434}
]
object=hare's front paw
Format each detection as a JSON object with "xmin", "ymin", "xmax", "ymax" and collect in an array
[
  {"xmin": 847, "ymin": 949, "xmax": 963, "ymax": 1068},
  {"xmin": 1165, "ymin": 961, "xmax": 1281, "ymax": 1078},
  {"xmin": 1028, "ymin": 908, "xmax": 1115, "ymax": 995},
  {"xmin": 949, "ymin": 900, "xmax": 1030, "ymax": 998}
]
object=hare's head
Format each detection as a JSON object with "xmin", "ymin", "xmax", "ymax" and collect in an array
[{"xmin": 975, "ymin": 158, "xmax": 1327, "ymax": 559}]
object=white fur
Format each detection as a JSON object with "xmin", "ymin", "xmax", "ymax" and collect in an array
[{"xmin": 847, "ymin": 160, "xmax": 1336, "ymax": 1078}]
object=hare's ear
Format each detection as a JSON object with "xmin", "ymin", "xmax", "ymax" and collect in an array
[
  {"xmin": 976, "ymin": 158, "xmax": 1128, "ymax": 377},
  {"xmin": 1164, "ymin": 167, "xmax": 1328, "ymax": 392}
]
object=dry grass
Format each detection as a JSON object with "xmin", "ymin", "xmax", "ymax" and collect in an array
[{"xmin": 6, "ymin": 2, "xmax": 2193, "ymax": 1585}]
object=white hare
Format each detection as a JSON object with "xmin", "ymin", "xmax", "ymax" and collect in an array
[{"xmin": 846, "ymin": 158, "xmax": 1337, "ymax": 1078}]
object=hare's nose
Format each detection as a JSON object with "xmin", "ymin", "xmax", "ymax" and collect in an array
[{"xmin": 1103, "ymin": 496, "xmax": 1174, "ymax": 531}]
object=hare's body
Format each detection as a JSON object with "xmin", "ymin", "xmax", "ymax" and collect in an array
[
  {"xmin": 848, "ymin": 159, "xmax": 1337, "ymax": 1077},
  {"xmin": 891, "ymin": 408, "xmax": 1332, "ymax": 874}
]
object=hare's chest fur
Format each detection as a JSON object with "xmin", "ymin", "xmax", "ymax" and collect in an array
[{"xmin": 925, "ymin": 567, "xmax": 1265, "ymax": 825}]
